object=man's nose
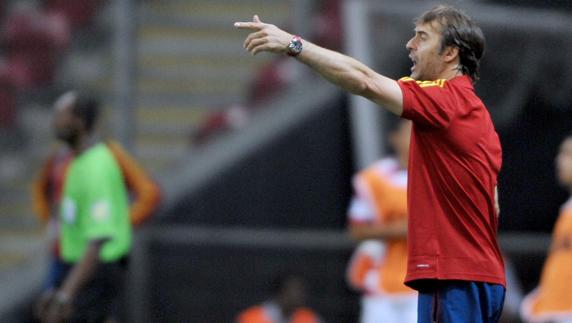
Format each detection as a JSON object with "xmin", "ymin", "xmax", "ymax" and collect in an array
[{"xmin": 406, "ymin": 38, "xmax": 415, "ymax": 51}]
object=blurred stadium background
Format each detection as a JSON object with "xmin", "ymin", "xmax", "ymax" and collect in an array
[{"xmin": 0, "ymin": 0, "xmax": 571, "ymax": 322}]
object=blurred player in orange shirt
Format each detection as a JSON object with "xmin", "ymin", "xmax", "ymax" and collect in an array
[
  {"xmin": 520, "ymin": 133, "xmax": 572, "ymax": 323},
  {"xmin": 346, "ymin": 119, "xmax": 417, "ymax": 323},
  {"xmin": 31, "ymin": 91, "xmax": 161, "ymax": 292},
  {"xmin": 236, "ymin": 273, "xmax": 323, "ymax": 323}
]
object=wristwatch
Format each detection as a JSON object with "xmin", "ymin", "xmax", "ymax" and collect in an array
[{"xmin": 287, "ymin": 35, "xmax": 303, "ymax": 57}]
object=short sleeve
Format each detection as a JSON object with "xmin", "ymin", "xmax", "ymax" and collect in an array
[{"xmin": 398, "ymin": 77, "xmax": 457, "ymax": 129}]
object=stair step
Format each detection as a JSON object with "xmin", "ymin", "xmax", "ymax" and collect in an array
[
  {"xmin": 0, "ymin": 201, "xmax": 32, "ymax": 213},
  {"xmin": 138, "ymin": 108, "xmax": 207, "ymax": 125},
  {"xmin": 137, "ymin": 118, "xmax": 208, "ymax": 131},
  {"xmin": 137, "ymin": 126, "xmax": 192, "ymax": 139},
  {"xmin": 0, "ymin": 229, "xmax": 44, "ymax": 269},
  {"xmin": 139, "ymin": 26, "xmax": 245, "ymax": 41},
  {"xmin": 139, "ymin": 162, "xmax": 174, "ymax": 175},
  {"xmin": 135, "ymin": 146, "xmax": 189, "ymax": 168},
  {"xmin": 0, "ymin": 229, "xmax": 43, "ymax": 249},
  {"xmin": 139, "ymin": 65, "xmax": 254, "ymax": 82},
  {"xmin": 0, "ymin": 253, "xmax": 29, "ymax": 270},
  {"xmin": 139, "ymin": 55, "xmax": 263, "ymax": 68},
  {"xmin": 138, "ymin": 93, "xmax": 244, "ymax": 107},
  {"xmin": 140, "ymin": 11, "xmax": 289, "ymax": 30},
  {"xmin": 136, "ymin": 133, "xmax": 189, "ymax": 146},
  {"xmin": 139, "ymin": 37, "xmax": 246, "ymax": 56},
  {"xmin": 0, "ymin": 190, "xmax": 31, "ymax": 205},
  {"xmin": 0, "ymin": 212, "xmax": 38, "ymax": 229},
  {"xmin": 144, "ymin": 1, "xmax": 290, "ymax": 20},
  {"xmin": 138, "ymin": 78, "xmax": 245, "ymax": 96}
]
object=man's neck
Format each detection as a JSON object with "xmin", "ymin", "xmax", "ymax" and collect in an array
[
  {"xmin": 71, "ymin": 134, "xmax": 96, "ymax": 155},
  {"xmin": 438, "ymin": 64, "xmax": 463, "ymax": 80}
]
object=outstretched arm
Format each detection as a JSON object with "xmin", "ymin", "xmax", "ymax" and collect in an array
[{"xmin": 235, "ymin": 15, "xmax": 403, "ymax": 116}]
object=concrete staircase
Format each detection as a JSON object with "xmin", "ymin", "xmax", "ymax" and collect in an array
[
  {"xmin": 0, "ymin": 0, "xmax": 294, "ymax": 299},
  {"xmin": 0, "ymin": 105, "xmax": 52, "ymax": 304},
  {"xmin": 135, "ymin": 0, "xmax": 291, "ymax": 174}
]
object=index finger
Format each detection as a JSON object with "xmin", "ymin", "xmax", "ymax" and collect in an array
[{"xmin": 234, "ymin": 22, "xmax": 264, "ymax": 30}]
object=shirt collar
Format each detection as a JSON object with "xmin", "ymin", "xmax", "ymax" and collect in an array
[{"xmin": 448, "ymin": 74, "xmax": 474, "ymax": 89}]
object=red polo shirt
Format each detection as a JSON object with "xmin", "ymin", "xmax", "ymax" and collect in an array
[{"xmin": 398, "ymin": 75, "xmax": 505, "ymax": 289}]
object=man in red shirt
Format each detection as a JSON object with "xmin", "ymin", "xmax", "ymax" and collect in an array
[{"xmin": 236, "ymin": 5, "xmax": 505, "ymax": 323}]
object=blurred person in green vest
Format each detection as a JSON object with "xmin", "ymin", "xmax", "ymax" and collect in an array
[{"xmin": 36, "ymin": 92, "xmax": 131, "ymax": 323}]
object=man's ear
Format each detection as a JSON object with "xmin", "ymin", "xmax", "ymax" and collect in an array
[{"xmin": 442, "ymin": 46, "xmax": 459, "ymax": 64}]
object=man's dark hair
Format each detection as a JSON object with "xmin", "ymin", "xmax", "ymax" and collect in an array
[
  {"xmin": 270, "ymin": 272, "xmax": 305, "ymax": 295},
  {"xmin": 71, "ymin": 93, "xmax": 100, "ymax": 133},
  {"xmin": 416, "ymin": 5, "xmax": 485, "ymax": 81}
]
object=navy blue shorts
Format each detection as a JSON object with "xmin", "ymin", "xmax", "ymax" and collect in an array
[
  {"xmin": 43, "ymin": 255, "xmax": 67, "ymax": 290},
  {"xmin": 417, "ymin": 280, "xmax": 505, "ymax": 323}
]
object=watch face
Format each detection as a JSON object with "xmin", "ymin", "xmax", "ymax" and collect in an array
[{"xmin": 289, "ymin": 39, "xmax": 302, "ymax": 55}]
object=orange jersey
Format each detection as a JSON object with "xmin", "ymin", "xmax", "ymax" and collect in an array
[
  {"xmin": 347, "ymin": 158, "xmax": 413, "ymax": 295},
  {"xmin": 32, "ymin": 147, "xmax": 73, "ymax": 223},
  {"xmin": 106, "ymin": 141, "xmax": 161, "ymax": 225},
  {"xmin": 31, "ymin": 141, "xmax": 161, "ymax": 226},
  {"xmin": 522, "ymin": 199, "xmax": 572, "ymax": 321},
  {"xmin": 346, "ymin": 240, "xmax": 385, "ymax": 292},
  {"xmin": 236, "ymin": 303, "xmax": 321, "ymax": 323}
]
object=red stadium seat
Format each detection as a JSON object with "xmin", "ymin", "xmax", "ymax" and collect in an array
[
  {"xmin": 0, "ymin": 66, "xmax": 17, "ymax": 128},
  {"xmin": 313, "ymin": 0, "xmax": 343, "ymax": 51},
  {"xmin": 2, "ymin": 7, "xmax": 69, "ymax": 90},
  {"xmin": 191, "ymin": 105, "xmax": 250, "ymax": 146},
  {"xmin": 43, "ymin": 0, "xmax": 102, "ymax": 29},
  {"xmin": 247, "ymin": 58, "xmax": 288, "ymax": 105}
]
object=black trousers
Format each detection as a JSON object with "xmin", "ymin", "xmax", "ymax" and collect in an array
[{"xmin": 57, "ymin": 257, "xmax": 129, "ymax": 323}]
